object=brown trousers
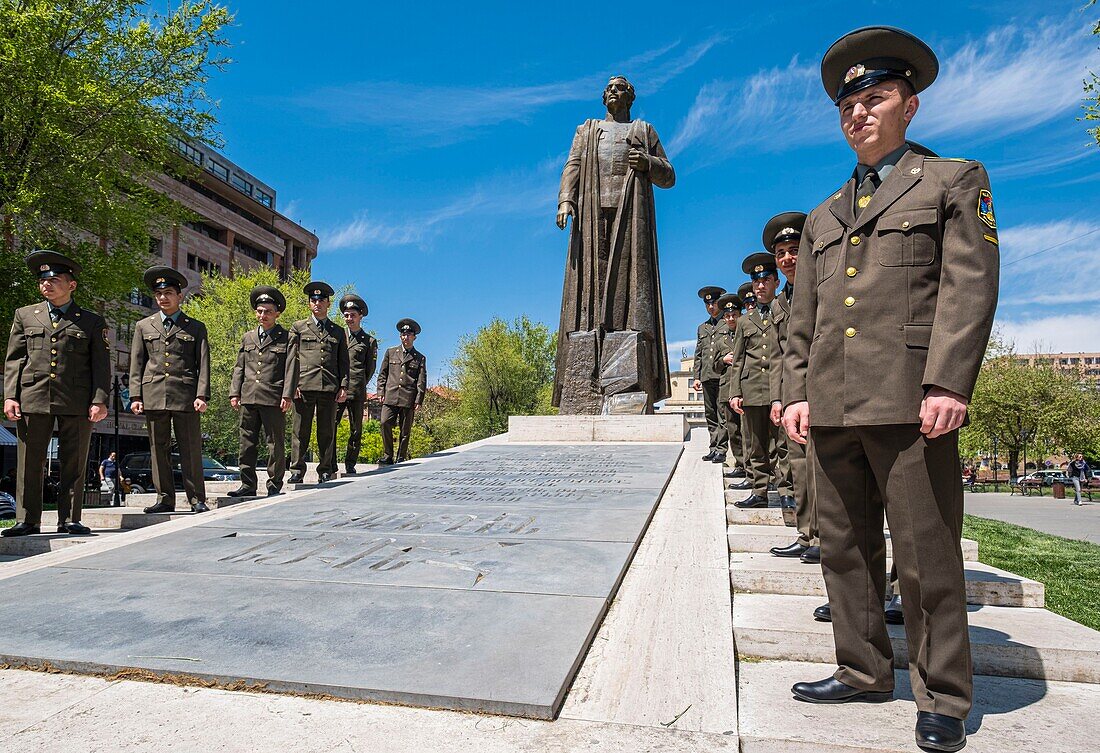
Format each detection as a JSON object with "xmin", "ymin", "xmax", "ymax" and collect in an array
[
  {"xmin": 292, "ymin": 390, "xmax": 338, "ymax": 476},
  {"xmin": 811, "ymin": 424, "xmax": 971, "ymax": 719},
  {"xmin": 701, "ymin": 380, "xmax": 727, "ymax": 453},
  {"xmin": 16, "ymin": 413, "xmax": 92, "ymax": 526},
  {"xmin": 238, "ymin": 404, "xmax": 286, "ymax": 494},
  {"xmin": 336, "ymin": 396, "xmax": 365, "ymax": 467},
  {"xmin": 380, "ymin": 404, "xmax": 414, "ymax": 461},
  {"xmin": 145, "ymin": 410, "xmax": 205, "ymax": 506},
  {"xmin": 722, "ymin": 403, "xmax": 745, "ymax": 470},
  {"xmin": 741, "ymin": 405, "xmax": 786, "ymax": 497},
  {"xmin": 782, "ymin": 430, "xmax": 818, "ymax": 547}
]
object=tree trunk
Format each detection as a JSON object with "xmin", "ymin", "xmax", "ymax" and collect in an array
[{"xmin": 1008, "ymin": 450, "xmax": 1020, "ymax": 482}]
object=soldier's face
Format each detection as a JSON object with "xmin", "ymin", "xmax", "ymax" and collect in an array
[
  {"xmin": 343, "ymin": 309, "xmax": 362, "ymax": 329},
  {"xmin": 706, "ymin": 300, "xmax": 720, "ymax": 317},
  {"xmin": 774, "ymin": 241, "xmax": 798, "ymax": 277},
  {"xmin": 255, "ymin": 304, "xmax": 279, "ymax": 328},
  {"xmin": 752, "ymin": 275, "xmax": 778, "ymax": 304},
  {"xmin": 309, "ymin": 297, "xmax": 329, "ymax": 318},
  {"xmin": 400, "ymin": 331, "xmax": 416, "ymax": 347},
  {"xmin": 38, "ymin": 275, "xmax": 76, "ymax": 305},
  {"xmin": 839, "ymin": 82, "xmax": 918, "ymax": 155},
  {"xmin": 723, "ymin": 311, "xmax": 739, "ymax": 327},
  {"xmin": 154, "ymin": 287, "xmax": 182, "ymax": 314}
]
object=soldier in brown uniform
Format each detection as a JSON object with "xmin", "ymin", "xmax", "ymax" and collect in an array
[
  {"xmin": 336, "ymin": 294, "xmax": 378, "ymax": 475},
  {"xmin": 129, "ymin": 267, "xmax": 211, "ymax": 514},
  {"xmin": 228, "ymin": 286, "xmax": 298, "ymax": 498},
  {"xmin": 376, "ymin": 319, "xmax": 427, "ymax": 465},
  {"xmin": 764, "ymin": 212, "xmax": 820, "ymax": 561},
  {"xmin": 287, "ymin": 282, "xmax": 349, "ymax": 484},
  {"xmin": 712, "ymin": 293, "xmax": 746, "ymax": 481},
  {"xmin": 730, "ymin": 254, "xmax": 792, "ymax": 509},
  {"xmin": 693, "ymin": 286, "xmax": 727, "ymax": 462},
  {"xmin": 782, "ymin": 28, "xmax": 998, "ymax": 752},
  {"xmin": 3, "ymin": 251, "xmax": 110, "ymax": 536},
  {"xmin": 738, "ymin": 281, "xmax": 756, "ymax": 313}
]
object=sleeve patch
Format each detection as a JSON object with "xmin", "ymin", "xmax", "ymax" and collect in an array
[
  {"xmin": 102, "ymin": 328, "xmax": 110, "ymax": 345},
  {"xmin": 978, "ymin": 189, "xmax": 996, "ymax": 229}
]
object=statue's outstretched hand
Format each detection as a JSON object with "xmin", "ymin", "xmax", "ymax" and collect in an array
[{"xmin": 556, "ymin": 202, "xmax": 575, "ymax": 229}]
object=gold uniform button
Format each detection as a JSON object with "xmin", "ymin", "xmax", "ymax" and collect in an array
[
  {"xmin": 51, "ymin": 349, "xmax": 57, "ymax": 355},
  {"xmin": 845, "ymin": 327, "xmax": 857, "ymax": 338},
  {"xmin": 846, "ymin": 266, "xmax": 858, "ymax": 277},
  {"xmin": 50, "ymin": 373, "xmax": 56, "ymax": 379},
  {"xmin": 51, "ymin": 337, "xmax": 57, "ymax": 343},
  {"xmin": 901, "ymin": 221, "xmax": 910, "ymax": 229},
  {"xmin": 850, "ymin": 236, "xmax": 860, "ymax": 246},
  {"xmin": 50, "ymin": 361, "xmax": 57, "ymax": 367},
  {"xmin": 844, "ymin": 297, "xmax": 856, "ymax": 307}
]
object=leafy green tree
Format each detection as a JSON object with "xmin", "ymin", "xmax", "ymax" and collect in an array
[
  {"xmin": 446, "ymin": 316, "xmax": 557, "ymax": 440},
  {"xmin": 1085, "ymin": 1, "xmax": 1100, "ymax": 145},
  {"xmin": 0, "ymin": 0, "xmax": 232, "ymax": 354}
]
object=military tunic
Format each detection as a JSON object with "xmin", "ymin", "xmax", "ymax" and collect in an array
[
  {"xmin": 4, "ymin": 302, "xmax": 110, "ymax": 526},
  {"xmin": 230, "ymin": 324, "xmax": 298, "ymax": 494},
  {"xmin": 129, "ymin": 311, "xmax": 211, "ymax": 507},
  {"xmin": 713, "ymin": 324, "xmax": 745, "ymax": 472},
  {"xmin": 693, "ymin": 317, "xmax": 728, "ymax": 454},
  {"xmin": 288, "ymin": 317, "xmax": 349, "ymax": 477},
  {"xmin": 336, "ymin": 328, "xmax": 378, "ymax": 469},
  {"xmin": 783, "ymin": 148, "xmax": 999, "ymax": 719},
  {"xmin": 376, "ymin": 345, "xmax": 427, "ymax": 461}
]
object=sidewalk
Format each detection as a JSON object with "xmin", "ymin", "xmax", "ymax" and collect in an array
[{"xmin": 964, "ymin": 491, "xmax": 1100, "ymax": 544}]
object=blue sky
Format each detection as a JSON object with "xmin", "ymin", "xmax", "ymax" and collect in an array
[{"xmin": 203, "ymin": 0, "xmax": 1100, "ymax": 382}]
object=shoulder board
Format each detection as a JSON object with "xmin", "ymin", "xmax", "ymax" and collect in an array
[{"xmin": 925, "ymin": 157, "xmax": 970, "ymax": 163}]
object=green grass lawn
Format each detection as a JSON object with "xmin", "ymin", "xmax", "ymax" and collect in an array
[{"xmin": 963, "ymin": 514, "xmax": 1100, "ymax": 631}]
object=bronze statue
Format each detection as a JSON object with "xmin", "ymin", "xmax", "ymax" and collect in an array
[{"xmin": 553, "ymin": 76, "xmax": 675, "ymax": 414}]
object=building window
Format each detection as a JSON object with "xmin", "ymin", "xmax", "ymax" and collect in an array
[
  {"xmin": 255, "ymin": 189, "xmax": 273, "ymax": 208},
  {"xmin": 172, "ymin": 137, "xmax": 204, "ymax": 166},
  {"xmin": 129, "ymin": 289, "xmax": 154, "ymax": 309},
  {"xmin": 116, "ymin": 322, "xmax": 132, "ymax": 344},
  {"xmin": 231, "ymin": 174, "xmax": 253, "ymax": 196},
  {"xmin": 208, "ymin": 160, "xmax": 229, "ymax": 182},
  {"xmin": 233, "ymin": 239, "xmax": 271, "ymax": 265},
  {"xmin": 184, "ymin": 220, "xmax": 224, "ymax": 242},
  {"xmin": 187, "ymin": 253, "xmax": 219, "ymax": 276}
]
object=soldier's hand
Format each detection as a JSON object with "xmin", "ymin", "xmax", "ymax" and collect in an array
[
  {"xmin": 731, "ymin": 397, "xmax": 744, "ymax": 415},
  {"xmin": 230, "ymin": 397, "xmax": 240, "ymax": 411},
  {"xmin": 294, "ymin": 388, "xmax": 302, "ymax": 400},
  {"xmin": 131, "ymin": 400, "xmax": 144, "ymax": 415},
  {"xmin": 692, "ymin": 379, "xmax": 702, "ymax": 391},
  {"xmin": 782, "ymin": 402, "xmax": 810, "ymax": 445},
  {"xmin": 89, "ymin": 403, "xmax": 108, "ymax": 423},
  {"xmin": 280, "ymin": 397, "xmax": 292, "ymax": 413},
  {"xmin": 336, "ymin": 388, "xmax": 348, "ymax": 404},
  {"xmin": 556, "ymin": 202, "xmax": 575, "ymax": 229},
  {"xmin": 628, "ymin": 148, "xmax": 650, "ymax": 172},
  {"xmin": 770, "ymin": 402, "xmax": 782, "ymax": 426},
  {"xmin": 722, "ymin": 353, "xmax": 735, "ymax": 365},
  {"xmin": 4, "ymin": 399, "xmax": 21, "ymax": 421},
  {"xmin": 194, "ymin": 398, "xmax": 208, "ymax": 414},
  {"xmin": 919, "ymin": 387, "xmax": 968, "ymax": 439}
]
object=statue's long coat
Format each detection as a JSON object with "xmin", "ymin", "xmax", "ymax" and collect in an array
[{"xmin": 552, "ymin": 118, "xmax": 675, "ymax": 407}]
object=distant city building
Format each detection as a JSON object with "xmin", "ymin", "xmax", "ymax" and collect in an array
[
  {"xmin": 656, "ymin": 356, "xmax": 706, "ymax": 422},
  {"xmin": 1013, "ymin": 352, "xmax": 1100, "ymax": 388}
]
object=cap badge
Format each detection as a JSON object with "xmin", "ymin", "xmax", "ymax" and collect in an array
[
  {"xmin": 754, "ymin": 264, "xmax": 764, "ymax": 273},
  {"xmin": 312, "ymin": 289, "xmax": 320, "ymax": 295},
  {"xmin": 844, "ymin": 64, "xmax": 866, "ymax": 84},
  {"xmin": 779, "ymin": 227, "xmax": 797, "ymax": 237},
  {"xmin": 156, "ymin": 277, "xmax": 166, "ymax": 284},
  {"xmin": 39, "ymin": 264, "xmax": 50, "ymax": 272}
]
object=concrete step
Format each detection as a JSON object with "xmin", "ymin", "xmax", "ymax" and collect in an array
[
  {"xmin": 0, "ymin": 529, "xmax": 131, "ymax": 557},
  {"xmin": 729, "ymin": 552, "xmax": 1045, "ymax": 608},
  {"xmin": 732, "ymin": 593, "xmax": 1100, "ymax": 683},
  {"xmin": 727, "ymin": 524, "xmax": 979, "ymax": 561},
  {"xmin": 41, "ymin": 507, "xmax": 200, "ymax": 531},
  {"xmin": 726, "ymin": 503, "xmax": 787, "ymax": 526},
  {"xmin": 102, "ymin": 495, "xmax": 244, "ymax": 511},
  {"xmin": 738, "ymin": 659, "xmax": 1100, "ymax": 753}
]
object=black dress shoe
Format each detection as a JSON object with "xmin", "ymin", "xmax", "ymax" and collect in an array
[
  {"xmin": 791, "ymin": 677, "xmax": 893, "ymax": 704},
  {"xmin": 885, "ymin": 594, "xmax": 904, "ymax": 625},
  {"xmin": 779, "ymin": 495, "xmax": 796, "ymax": 509},
  {"xmin": 735, "ymin": 494, "xmax": 769, "ymax": 509},
  {"xmin": 701, "ymin": 450, "xmax": 716, "ymax": 461},
  {"xmin": 58, "ymin": 522, "xmax": 92, "ymax": 535},
  {"xmin": 813, "ymin": 603, "xmax": 832, "ymax": 622},
  {"xmin": 800, "ymin": 545, "xmax": 821, "ymax": 564},
  {"xmin": 727, "ymin": 478, "xmax": 753, "ymax": 490},
  {"xmin": 318, "ymin": 472, "xmax": 332, "ymax": 483},
  {"xmin": 396, "ymin": 456, "xmax": 407, "ymax": 463},
  {"xmin": 915, "ymin": 712, "xmax": 966, "ymax": 752},
  {"xmin": 770, "ymin": 541, "xmax": 809, "ymax": 557},
  {"xmin": 287, "ymin": 472, "xmax": 305, "ymax": 484},
  {"xmin": 1, "ymin": 522, "xmax": 40, "ymax": 537},
  {"xmin": 345, "ymin": 465, "xmax": 356, "ymax": 475},
  {"xmin": 266, "ymin": 488, "xmax": 283, "ymax": 497},
  {"xmin": 227, "ymin": 486, "xmax": 257, "ymax": 498},
  {"xmin": 727, "ymin": 467, "xmax": 747, "ymax": 478},
  {"xmin": 190, "ymin": 501, "xmax": 210, "ymax": 513},
  {"xmin": 711, "ymin": 453, "xmax": 726, "ymax": 463},
  {"xmin": 377, "ymin": 456, "xmax": 394, "ymax": 466},
  {"xmin": 143, "ymin": 502, "xmax": 175, "ymax": 514}
]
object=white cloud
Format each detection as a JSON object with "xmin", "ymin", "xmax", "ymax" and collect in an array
[
  {"xmin": 998, "ymin": 219, "xmax": 1100, "ymax": 305},
  {"xmin": 994, "ymin": 312, "xmax": 1100, "ymax": 354}
]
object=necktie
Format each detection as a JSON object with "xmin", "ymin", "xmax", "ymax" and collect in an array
[
  {"xmin": 758, "ymin": 304, "xmax": 770, "ymax": 320},
  {"xmin": 49, "ymin": 308, "xmax": 61, "ymax": 325},
  {"xmin": 855, "ymin": 168, "xmax": 879, "ymax": 212},
  {"xmin": 259, "ymin": 329, "xmax": 266, "ymax": 344},
  {"xmin": 165, "ymin": 316, "xmax": 175, "ymax": 333}
]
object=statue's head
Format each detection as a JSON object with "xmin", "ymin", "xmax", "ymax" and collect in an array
[{"xmin": 603, "ymin": 76, "xmax": 636, "ymax": 113}]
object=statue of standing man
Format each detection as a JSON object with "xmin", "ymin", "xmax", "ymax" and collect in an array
[{"xmin": 553, "ymin": 76, "xmax": 676, "ymax": 414}]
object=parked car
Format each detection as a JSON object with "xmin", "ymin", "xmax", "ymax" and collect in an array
[
  {"xmin": 1018, "ymin": 470, "xmax": 1068, "ymax": 487},
  {"xmin": 120, "ymin": 453, "xmax": 240, "ymax": 494}
]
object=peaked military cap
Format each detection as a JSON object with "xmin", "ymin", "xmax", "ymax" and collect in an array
[
  {"xmin": 737, "ymin": 281, "xmax": 756, "ymax": 305},
  {"xmin": 25, "ymin": 250, "xmax": 81, "ymax": 279},
  {"xmin": 716, "ymin": 293, "xmax": 743, "ymax": 315},
  {"xmin": 741, "ymin": 252, "xmax": 778, "ymax": 280},
  {"xmin": 698, "ymin": 286, "xmax": 726, "ymax": 303},
  {"xmin": 250, "ymin": 285, "xmax": 286, "ymax": 312},
  {"xmin": 762, "ymin": 212, "xmax": 808, "ymax": 252},
  {"xmin": 304, "ymin": 281, "xmax": 335, "ymax": 300},
  {"xmin": 340, "ymin": 294, "xmax": 368, "ymax": 315},
  {"xmin": 143, "ymin": 265, "xmax": 186, "ymax": 291},
  {"xmin": 821, "ymin": 26, "xmax": 938, "ymax": 105},
  {"xmin": 396, "ymin": 318, "xmax": 421, "ymax": 335}
]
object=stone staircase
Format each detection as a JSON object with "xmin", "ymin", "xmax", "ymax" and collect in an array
[{"xmin": 723, "ymin": 469, "xmax": 1100, "ymax": 751}]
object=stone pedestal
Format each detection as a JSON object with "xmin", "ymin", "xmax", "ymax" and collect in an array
[
  {"xmin": 559, "ymin": 329, "xmax": 654, "ymax": 415},
  {"xmin": 508, "ymin": 414, "xmax": 689, "ymax": 443}
]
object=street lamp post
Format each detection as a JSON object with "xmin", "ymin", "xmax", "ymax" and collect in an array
[
  {"xmin": 991, "ymin": 436, "xmax": 999, "ymax": 484},
  {"xmin": 112, "ymin": 374, "xmax": 122, "ymax": 507}
]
